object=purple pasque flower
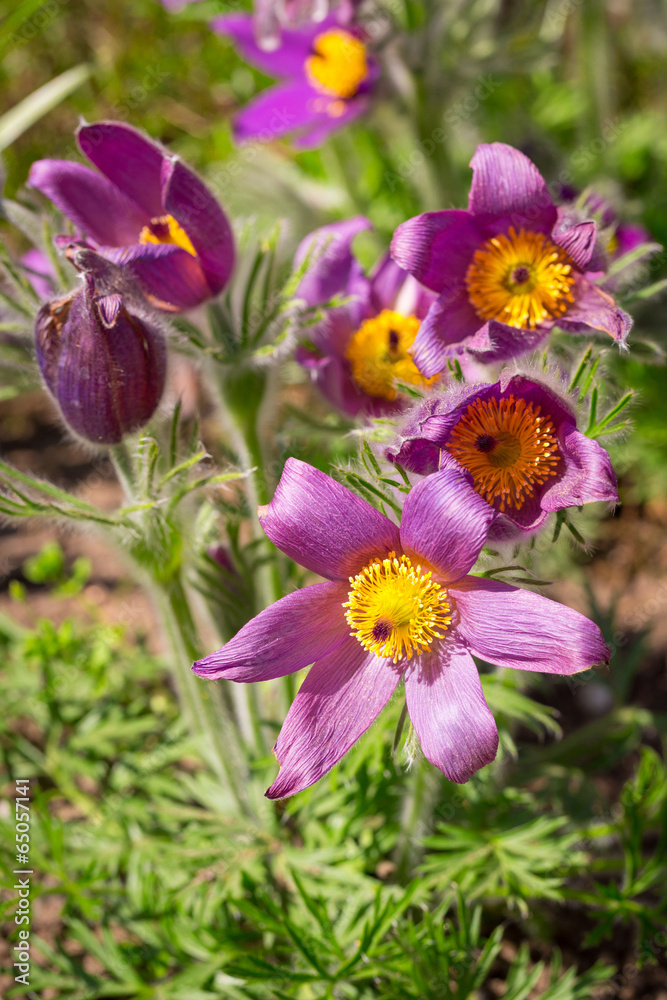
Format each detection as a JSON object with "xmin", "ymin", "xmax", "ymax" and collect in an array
[
  {"xmin": 212, "ymin": 8, "xmax": 378, "ymax": 148},
  {"xmin": 193, "ymin": 458, "xmax": 609, "ymax": 798},
  {"xmin": 35, "ymin": 273, "xmax": 166, "ymax": 445},
  {"xmin": 387, "ymin": 371, "xmax": 619, "ymax": 534},
  {"xmin": 294, "ymin": 216, "xmax": 442, "ymax": 417},
  {"xmin": 28, "ymin": 121, "xmax": 235, "ymax": 313},
  {"xmin": 21, "ymin": 248, "xmax": 56, "ymax": 300},
  {"xmin": 391, "ymin": 143, "xmax": 633, "ymax": 376}
]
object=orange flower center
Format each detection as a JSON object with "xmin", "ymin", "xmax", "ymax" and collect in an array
[
  {"xmin": 139, "ymin": 214, "xmax": 197, "ymax": 256},
  {"xmin": 446, "ymin": 395, "xmax": 561, "ymax": 511},
  {"xmin": 465, "ymin": 226, "xmax": 575, "ymax": 330},
  {"xmin": 345, "ymin": 310, "xmax": 437, "ymax": 401},
  {"xmin": 305, "ymin": 29, "xmax": 368, "ymax": 100}
]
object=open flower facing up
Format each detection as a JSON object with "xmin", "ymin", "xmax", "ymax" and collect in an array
[
  {"xmin": 193, "ymin": 458, "xmax": 609, "ymax": 798},
  {"xmin": 295, "ymin": 216, "xmax": 442, "ymax": 417},
  {"xmin": 35, "ymin": 274, "xmax": 166, "ymax": 445},
  {"xmin": 29, "ymin": 121, "xmax": 235, "ymax": 313},
  {"xmin": 387, "ymin": 372, "xmax": 619, "ymax": 534},
  {"xmin": 213, "ymin": 9, "xmax": 378, "ymax": 148},
  {"xmin": 391, "ymin": 143, "xmax": 633, "ymax": 375}
]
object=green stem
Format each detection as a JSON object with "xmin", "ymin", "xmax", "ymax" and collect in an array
[
  {"xmin": 395, "ymin": 756, "xmax": 439, "ymax": 882},
  {"xmin": 151, "ymin": 572, "xmax": 251, "ymax": 813}
]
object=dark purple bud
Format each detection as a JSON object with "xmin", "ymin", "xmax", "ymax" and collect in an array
[{"xmin": 35, "ymin": 275, "xmax": 166, "ymax": 445}]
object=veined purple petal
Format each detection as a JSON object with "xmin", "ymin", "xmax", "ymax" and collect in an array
[
  {"xmin": 266, "ymin": 636, "xmax": 401, "ymax": 798},
  {"xmin": 390, "ymin": 210, "xmax": 482, "ymax": 294},
  {"xmin": 161, "ymin": 157, "xmax": 235, "ymax": 295},
  {"xmin": 259, "ymin": 458, "xmax": 401, "ymax": 579},
  {"xmin": 295, "ymin": 216, "xmax": 372, "ymax": 308},
  {"xmin": 410, "ymin": 287, "xmax": 482, "ymax": 377},
  {"xmin": 28, "ymin": 160, "xmax": 149, "ymax": 247},
  {"xmin": 98, "ymin": 243, "xmax": 210, "ymax": 312},
  {"xmin": 77, "ymin": 122, "xmax": 165, "ymax": 219},
  {"xmin": 553, "ymin": 220, "xmax": 597, "ymax": 270},
  {"xmin": 212, "ymin": 13, "xmax": 333, "ymax": 77},
  {"xmin": 405, "ymin": 644, "xmax": 498, "ymax": 783},
  {"xmin": 399, "ymin": 468, "xmax": 495, "ymax": 584},
  {"xmin": 193, "ymin": 580, "xmax": 350, "ymax": 681},
  {"xmin": 560, "ymin": 277, "xmax": 633, "ymax": 344},
  {"xmin": 468, "ymin": 143, "xmax": 557, "ymax": 234},
  {"xmin": 542, "ymin": 425, "xmax": 618, "ymax": 511},
  {"xmin": 462, "ymin": 319, "xmax": 550, "ymax": 363},
  {"xmin": 450, "ymin": 576, "xmax": 610, "ymax": 674}
]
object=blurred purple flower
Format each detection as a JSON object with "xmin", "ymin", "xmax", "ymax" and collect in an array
[
  {"xmin": 21, "ymin": 248, "xmax": 56, "ymax": 300},
  {"xmin": 213, "ymin": 8, "xmax": 378, "ymax": 148},
  {"xmin": 391, "ymin": 143, "xmax": 633, "ymax": 375},
  {"xmin": 193, "ymin": 457, "xmax": 609, "ymax": 797},
  {"xmin": 35, "ymin": 274, "xmax": 166, "ymax": 444},
  {"xmin": 387, "ymin": 371, "xmax": 619, "ymax": 534},
  {"xmin": 294, "ymin": 216, "xmax": 444, "ymax": 417},
  {"xmin": 28, "ymin": 121, "xmax": 235, "ymax": 313},
  {"xmin": 253, "ymin": 0, "xmax": 356, "ymax": 49}
]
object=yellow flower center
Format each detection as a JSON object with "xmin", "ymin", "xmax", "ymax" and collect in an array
[
  {"xmin": 465, "ymin": 226, "xmax": 576, "ymax": 330},
  {"xmin": 345, "ymin": 310, "xmax": 437, "ymax": 401},
  {"xmin": 139, "ymin": 214, "xmax": 197, "ymax": 256},
  {"xmin": 305, "ymin": 29, "xmax": 368, "ymax": 100},
  {"xmin": 446, "ymin": 395, "xmax": 561, "ymax": 512},
  {"xmin": 345, "ymin": 552, "xmax": 451, "ymax": 663}
]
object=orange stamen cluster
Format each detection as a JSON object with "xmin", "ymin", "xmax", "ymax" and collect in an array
[
  {"xmin": 465, "ymin": 226, "xmax": 576, "ymax": 329},
  {"xmin": 345, "ymin": 310, "xmax": 436, "ymax": 401},
  {"xmin": 446, "ymin": 395, "xmax": 561, "ymax": 511},
  {"xmin": 139, "ymin": 214, "xmax": 197, "ymax": 256},
  {"xmin": 306, "ymin": 29, "xmax": 368, "ymax": 100}
]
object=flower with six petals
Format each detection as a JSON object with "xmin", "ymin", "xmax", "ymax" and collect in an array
[{"xmin": 193, "ymin": 458, "xmax": 609, "ymax": 798}]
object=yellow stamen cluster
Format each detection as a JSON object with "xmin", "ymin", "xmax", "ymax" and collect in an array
[
  {"xmin": 306, "ymin": 29, "xmax": 368, "ymax": 100},
  {"xmin": 446, "ymin": 395, "xmax": 561, "ymax": 512},
  {"xmin": 465, "ymin": 226, "xmax": 576, "ymax": 329},
  {"xmin": 345, "ymin": 309, "xmax": 436, "ymax": 401},
  {"xmin": 139, "ymin": 214, "xmax": 197, "ymax": 256},
  {"xmin": 344, "ymin": 552, "xmax": 451, "ymax": 662}
]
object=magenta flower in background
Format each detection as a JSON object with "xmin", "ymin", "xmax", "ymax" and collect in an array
[
  {"xmin": 213, "ymin": 8, "xmax": 378, "ymax": 148},
  {"xmin": 193, "ymin": 458, "xmax": 609, "ymax": 798},
  {"xmin": 391, "ymin": 143, "xmax": 633, "ymax": 376},
  {"xmin": 35, "ymin": 274, "xmax": 166, "ymax": 445},
  {"xmin": 21, "ymin": 248, "xmax": 56, "ymax": 300},
  {"xmin": 294, "ymin": 216, "xmax": 443, "ymax": 416},
  {"xmin": 28, "ymin": 121, "xmax": 235, "ymax": 313},
  {"xmin": 387, "ymin": 371, "xmax": 619, "ymax": 534}
]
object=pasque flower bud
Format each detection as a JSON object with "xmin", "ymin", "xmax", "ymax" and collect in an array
[{"xmin": 35, "ymin": 274, "xmax": 166, "ymax": 444}]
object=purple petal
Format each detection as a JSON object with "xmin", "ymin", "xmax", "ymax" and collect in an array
[
  {"xmin": 410, "ymin": 287, "xmax": 483, "ymax": 377},
  {"xmin": 399, "ymin": 468, "xmax": 495, "ymax": 584},
  {"xmin": 369, "ymin": 255, "xmax": 435, "ymax": 319},
  {"xmin": 21, "ymin": 248, "xmax": 55, "ymax": 300},
  {"xmin": 468, "ymin": 143, "xmax": 557, "ymax": 234},
  {"xmin": 553, "ymin": 220, "xmax": 597, "ymax": 269},
  {"xmin": 193, "ymin": 580, "xmax": 350, "ymax": 681},
  {"xmin": 405, "ymin": 644, "xmax": 498, "ymax": 783},
  {"xmin": 28, "ymin": 160, "xmax": 149, "ymax": 247},
  {"xmin": 462, "ymin": 319, "xmax": 550, "ymax": 364},
  {"xmin": 77, "ymin": 122, "xmax": 165, "ymax": 218},
  {"xmin": 212, "ymin": 13, "xmax": 332, "ymax": 77},
  {"xmin": 98, "ymin": 243, "xmax": 210, "ymax": 312},
  {"xmin": 231, "ymin": 80, "xmax": 327, "ymax": 144},
  {"xmin": 390, "ymin": 210, "xmax": 482, "ymax": 294},
  {"xmin": 615, "ymin": 222, "xmax": 651, "ymax": 257},
  {"xmin": 259, "ymin": 458, "xmax": 401, "ymax": 580},
  {"xmin": 161, "ymin": 158, "xmax": 235, "ymax": 295},
  {"xmin": 294, "ymin": 216, "xmax": 372, "ymax": 308},
  {"xmin": 450, "ymin": 576, "xmax": 610, "ymax": 674},
  {"xmin": 542, "ymin": 426, "xmax": 618, "ymax": 510},
  {"xmin": 266, "ymin": 637, "xmax": 400, "ymax": 798},
  {"xmin": 290, "ymin": 96, "xmax": 368, "ymax": 149},
  {"xmin": 560, "ymin": 277, "xmax": 633, "ymax": 344}
]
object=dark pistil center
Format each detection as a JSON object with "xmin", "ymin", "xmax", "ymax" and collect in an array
[
  {"xmin": 511, "ymin": 265, "xmax": 531, "ymax": 285},
  {"xmin": 475, "ymin": 434, "xmax": 496, "ymax": 453},
  {"xmin": 388, "ymin": 329, "xmax": 400, "ymax": 353},
  {"xmin": 372, "ymin": 618, "xmax": 393, "ymax": 642}
]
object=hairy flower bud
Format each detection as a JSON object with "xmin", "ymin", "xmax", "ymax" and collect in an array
[{"xmin": 35, "ymin": 275, "xmax": 166, "ymax": 445}]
